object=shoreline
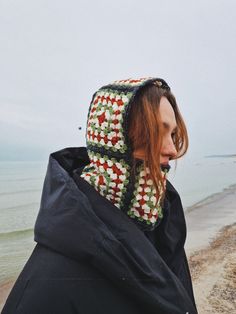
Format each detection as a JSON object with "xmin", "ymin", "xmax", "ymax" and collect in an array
[
  {"xmin": 185, "ymin": 183, "xmax": 236, "ymax": 214},
  {"xmin": 189, "ymin": 223, "xmax": 236, "ymax": 313},
  {"xmin": 0, "ymin": 280, "xmax": 15, "ymax": 312},
  {"xmin": 185, "ymin": 183, "xmax": 236, "ymax": 313},
  {"xmin": 185, "ymin": 183, "xmax": 236, "ymax": 256},
  {"xmin": 1, "ymin": 184, "xmax": 236, "ymax": 312}
]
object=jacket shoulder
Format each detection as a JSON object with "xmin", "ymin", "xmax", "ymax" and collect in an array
[{"xmin": 2, "ymin": 244, "xmax": 141, "ymax": 314}]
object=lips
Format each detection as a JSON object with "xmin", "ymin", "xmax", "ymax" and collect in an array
[
  {"xmin": 160, "ymin": 163, "xmax": 171, "ymax": 172},
  {"xmin": 160, "ymin": 160, "xmax": 170, "ymax": 166}
]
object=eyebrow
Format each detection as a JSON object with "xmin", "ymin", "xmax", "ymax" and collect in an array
[{"xmin": 162, "ymin": 122, "xmax": 177, "ymax": 132}]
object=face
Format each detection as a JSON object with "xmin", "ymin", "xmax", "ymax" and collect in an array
[{"xmin": 133, "ymin": 96, "xmax": 178, "ymax": 165}]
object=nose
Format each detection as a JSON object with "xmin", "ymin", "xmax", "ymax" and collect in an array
[{"xmin": 161, "ymin": 137, "xmax": 177, "ymax": 160}]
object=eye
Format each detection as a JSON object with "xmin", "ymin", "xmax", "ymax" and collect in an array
[{"xmin": 171, "ymin": 132, "xmax": 176, "ymax": 139}]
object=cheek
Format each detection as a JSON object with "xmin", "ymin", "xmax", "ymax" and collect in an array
[{"xmin": 160, "ymin": 133, "xmax": 175, "ymax": 152}]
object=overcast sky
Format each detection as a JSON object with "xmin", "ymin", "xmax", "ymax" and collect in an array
[{"xmin": 0, "ymin": 0, "xmax": 235, "ymax": 160}]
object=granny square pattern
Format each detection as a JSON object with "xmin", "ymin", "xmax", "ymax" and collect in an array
[
  {"xmin": 81, "ymin": 150, "xmax": 130, "ymax": 208},
  {"xmin": 86, "ymin": 89, "xmax": 133, "ymax": 154},
  {"xmin": 127, "ymin": 165, "xmax": 168, "ymax": 225}
]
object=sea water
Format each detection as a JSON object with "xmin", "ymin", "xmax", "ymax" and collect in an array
[
  {"xmin": 0, "ymin": 161, "xmax": 46, "ymax": 284},
  {"xmin": 169, "ymin": 154, "xmax": 236, "ymax": 208},
  {"xmin": 0, "ymin": 154, "xmax": 236, "ymax": 285}
]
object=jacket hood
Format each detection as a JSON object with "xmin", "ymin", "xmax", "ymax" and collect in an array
[
  {"xmin": 34, "ymin": 147, "xmax": 197, "ymax": 314},
  {"xmin": 81, "ymin": 77, "xmax": 171, "ymax": 231}
]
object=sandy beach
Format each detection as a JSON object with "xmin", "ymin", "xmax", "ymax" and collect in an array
[
  {"xmin": 185, "ymin": 184, "xmax": 236, "ymax": 313},
  {"xmin": 1, "ymin": 185, "xmax": 236, "ymax": 313},
  {"xmin": 189, "ymin": 223, "xmax": 236, "ymax": 313}
]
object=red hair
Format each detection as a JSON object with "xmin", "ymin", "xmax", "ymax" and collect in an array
[{"xmin": 128, "ymin": 84, "xmax": 188, "ymax": 196}]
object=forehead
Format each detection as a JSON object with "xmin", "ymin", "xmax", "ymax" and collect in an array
[{"xmin": 159, "ymin": 97, "xmax": 177, "ymax": 129}]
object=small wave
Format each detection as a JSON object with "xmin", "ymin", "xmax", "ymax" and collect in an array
[
  {"xmin": 0, "ymin": 189, "xmax": 41, "ymax": 197},
  {"xmin": 0, "ymin": 177, "xmax": 43, "ymax": 182},
  {"xmin": 0, "ymin": 202, "xmax": 39, "ymax": 212},
  {"xmin": 0, "ymin": 228, "xmax": 33, "ymax": 239},
  {"xmin": 205, "ymin": 154, "xmax": 236, "ymax": 158}
]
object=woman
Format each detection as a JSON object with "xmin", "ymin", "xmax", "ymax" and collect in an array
[{"xmin": 2, "ymin": 77, "xmax": 198, "ymax": 314}]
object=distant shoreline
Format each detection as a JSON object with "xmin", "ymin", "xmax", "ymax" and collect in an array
[{"xmin": 205, "ymin": 154, "xmax": 236, "ymax": 158}]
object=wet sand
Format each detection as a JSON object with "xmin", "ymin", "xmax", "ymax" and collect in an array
[
  {"xmin": 1, "ymin": 185, "xmax": 236, "ymax": 313},
  {"xmin": 189, "ymin": 223, "xmax": 236, "ymax": 313},
  {"xmin": 0, "ymin": 280, "xmax": 15, "ymax": 312},
  {"xmin": 185, "ymin": 184, "xmax": 236, "ymax": 313},
  {"xmin": 185, "ymin": 184, "xmax": 236, "ymax": 255}
]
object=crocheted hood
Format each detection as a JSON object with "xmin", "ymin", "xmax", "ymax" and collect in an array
[{"xmin": 81, "ymin": 77, "xmax": 171, "ymax": 231}]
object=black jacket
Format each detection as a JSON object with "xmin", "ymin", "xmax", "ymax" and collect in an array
[{"xmin": 2, "ymin": 147, "xmax": 198, "ymax": 314}]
